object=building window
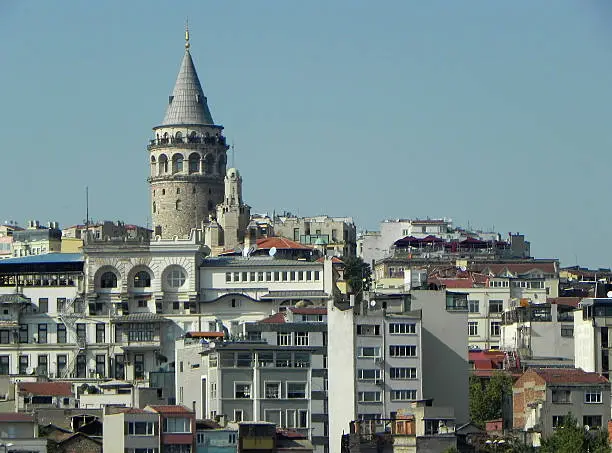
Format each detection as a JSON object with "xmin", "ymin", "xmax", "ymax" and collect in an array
[
  {"xmin": 389, "ymin": 345, "xmax": 417, "ymax": 357},
  {"xmin": 37, "ymin": 355, "xmax": 48, "ymax": 376},
  {"xmin": 287, "ymin": 409, "xmax": 308, "ymax": 428},
  {"xmin": 96, "ymin": 324, "xmax": 105, "ymax": 343},
  {"xmin": 37, "ymin": 324, "xmax": 47, "ymax": 343},
  {"xmin": 265, "ymin": 410, "xmax": 281, "ymax": 425},
  {"xmin": 552, "ymin": 415, "xmax": 565, "ymax": 428},
  {"xmin": 96, "ymin": 355, "xmax": 105, "ymax": 377},
  {"xmin": 19, "ymin": 355, "xmax": 28, "ymax": 375},
  {"xmin": 358, "ymin": 369, "xmax": 382, "ymax": 381},
  {"xmin": 134, "ymin": 354, "xmax": 144, "ymax": 379},
  {"xmin": 468, "ymin": 300, "xmax": 479, "ymax": 313},
  {"xmin": 389, "ymin": 323, "xmax": 416, "ymax": 334},
  {"xmin": 134, "ymin": 271, "xmax": 151, "ymax": 288},
  {"xmin": 358, "ymin": 347, "xmax": 381, "ymax": 358},
  {"xmin": 583, "ymin": 415, "xmax": 602, "ymax": 429},
  {"xmin": 234, "ymin": 410, "xmax": 243, "ymax": 422},
  {"xmin": 468, "ymin": 322, "xmax": 478, "ymax": 336},
  {"xmin": 265, "ymin": 382, "xmax": 281, "ymax": 399},
  {"xmin": 391, "ymin": 390, "xmax": 417, "ymax": 401},
  {"xmin": 314, "ymin": 271, "xmax": 320, "ymax": 281},
  {"xmin": 57, "ymin": 354, "xmax": 67, "ymax": 375},
  {"xmin": 125, "ymin": 421, "xmax": 156, "ymax": 435},
  {"xmin": 38, "ymin": 298, "xmax": 48, "ymax": 313},
  {"xmin": 490, "ymin": 321, "xmax": 501, "ymax": 337},
  {"xmin": 294, "ymin": 331, "xmax": 309, "ymax": 346},
  {"xmin": 0, "ymin": 356, "xmax": 9, "ymax": 375},
  {"xmin": 357, "ymin": 325, "xmax": 380, "ymax": 336},
  {"xmin": 585, "ymin": 390, "xmax": 602, "ymax": 404},
  {"xmin": 358, "ymin": 391, "xmax": 381, "ymax": 403},
  {"xmin": 446, "ymin": 293, "xmax": 468, "ymax": 311},
  {"xmin": 76, "ymin": 324, "xmax": 86, "ymax": 343},
  {"xmin": 0, "ymin": 331, "xmax": 9, "ymax": 345},
  {"xmin": 489, "ymin": 300, "xmax": 503, "ymax": 314},
  {"xmin": 164, "ymin": 417, "xmax": 191, "ymax": 433},
  {"xmin": 277, "ymin": 332, "xmax": 291, "ymax": 346},
  {"xmin": 552, "ymin": 389, "xmax": 571, "ymax": 404},
  {"xmin": 234, "ymin": 383, "xmax": 252, "ymax": 399},
  {"xmin": 100, "ymin": 271, "xmax": 118, "ymax": 288},
  {"xmin": 225, "ymin": 272, "xmax": 231, "ymax": 282},
  {"xmin": 18, "ymin": 324, "xmax": 28, "ymax": 343},
  {"xmin": 166, "ymin": 267, "xmax": 186, "ymax": 288},
  {"xmin": 76, "ymin": 354, "xmax": 86, "ymax": 378},
  {"xmin": 390, "ymin": 367, "xmax": 417, "ymax": 379},
  {"xmin": 115, "ymin": 355, "xmax": 125, "ymax": 379},
  {"xmin": 57, "ymin": 324, "xmax": 67, "ymax": 343},
  {"xmin": 561, "ymin": 326, "xmax": 574, "ymax": 337},
  {"xmin": 287, "ymin": 382, "xmax": 307, "ymax": 399}
]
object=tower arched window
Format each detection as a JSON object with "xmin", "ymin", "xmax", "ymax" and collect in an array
[
  {"xmin": 175, "ymin": 131, "xmax": 183, "ymax": 143},
  {"xmin": 176, "ymin": 199, "xmax": 182, "ymax": 211},
  {"xmin": 188, "ymin": 153, "xmax": 200, "ymax": 174},
  {"xmin": 172, "ymin": 154, "xmax": 184, "ymax": 173},
  {"xmin": 158, "ymin": 154, "xmax": 168, "ymax": 174},
  {"xmin": 204, "ymin": 154, "xmax": 214, "ymax": 175},
  {"xmin": 133, "ymin": 271, "xmax": 151, "ymax": 288},
  {"xmin": 152, "ymin": 202, "xmax": 156, "ymax": 213},
  {"xmin": 100, "ymin": 272, "xmax": 117, "ymax": 289}
]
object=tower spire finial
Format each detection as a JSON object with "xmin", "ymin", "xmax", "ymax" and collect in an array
[{"xmin": 185, "ymin": 19, "xmax": 190, "ymax": 49}]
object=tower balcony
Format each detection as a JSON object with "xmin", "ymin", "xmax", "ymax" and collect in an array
[{"xmin": 148, "ymin": 134, "xmax": 227, "ymax": 151}]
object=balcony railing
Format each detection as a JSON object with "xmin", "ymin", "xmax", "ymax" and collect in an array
[{"xmin": 148, "ymin": 134, "xmax": 227, "ymax": 149}]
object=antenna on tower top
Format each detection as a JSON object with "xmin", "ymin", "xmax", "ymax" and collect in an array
[
  {"xmin": 231, "ymin": 142, "xmax": 236, "ymax": 168},
  {"xmin": 185, "ymin": 19, "xmax": 190, "ymax": 49}
]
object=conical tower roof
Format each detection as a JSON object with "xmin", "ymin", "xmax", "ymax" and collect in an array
[{"xmin": 161, "ymin": 49, "xmax": 214, "ymax": 126}]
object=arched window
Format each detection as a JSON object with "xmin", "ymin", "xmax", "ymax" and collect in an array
[
  {"xmin": 150, "ymin": 155, "xmax": 156, "ymax": 164},
  {"xmin": 172, "ymin": 154, "xmax": 184, "ymax": 173},
  {"xmin": 134, "ymin": 271, "xmax": 151, "ymax": 288},
  {"xmin": 188, "ymin": 153, "xmax": 200, "ymax": 174},
  {"xmin": 165, "ymin": 266, "xmax": 186, "ymax": 288},
  {"xmin": 152, "ymin": 202, "xmax": 156, "ymax": 213},
  {"xmin": 189, "ymin": 131, "xmax": 198, "ymax": 143},
  {"xmin": 176, "ymin": 199, "xmax": 182, "ymax": 211},
  {"xmin": 158, "ymin": 154, "xmax": 168, "ymax": 174},
  {"xmin": 217, "ymin": 154, "xmax": 226, "ymax": 175},
  {"xmin": 175, "ymin": 131, "xmax": 183, "ymax": 143},
  {"xmin": 204, "ymin": 154, "xmax": 214, "ymax": 175},
  {"xmin": 100, "ymin": 272, "xmax": 117, "ymax": 288}
]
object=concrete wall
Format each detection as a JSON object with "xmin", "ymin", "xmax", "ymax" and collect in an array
[{"xmin": 410, "ymin": 290, "xmax": 469, "ymax": 424}]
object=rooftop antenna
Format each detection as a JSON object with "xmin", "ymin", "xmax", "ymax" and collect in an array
[{"xmin": 231, "ymin": 141, "xmax": 236, "ymax": 168}]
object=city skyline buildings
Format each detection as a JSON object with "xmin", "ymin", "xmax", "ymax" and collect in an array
[{"xmin": 1, "ymin": 1, "xmax": 612, "ymax": 267}]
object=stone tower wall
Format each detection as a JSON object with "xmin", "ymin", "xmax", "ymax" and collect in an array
[{"xmin": 148, "ymin": 125, "xmax": 228, "ymax": 239}]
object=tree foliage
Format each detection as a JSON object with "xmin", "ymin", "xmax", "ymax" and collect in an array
[
  {"xmin": 342, "ymin": 256, "xmax": 372, "ymax": 301},
  {"xmin": 540, "ymin": 414, "xmax": 610, "ymax": 453},
  {"xmin": 469, "ymin": 372, "xmax": 513, "ymax": 428}
]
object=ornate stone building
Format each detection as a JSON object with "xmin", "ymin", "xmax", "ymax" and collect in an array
[{"xmin": 148, "ymin": 29, "xmax": 229, "ymax": 240}]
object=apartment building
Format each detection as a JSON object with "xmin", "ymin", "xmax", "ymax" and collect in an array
[
  {"xmin": 513, "ymin": 368, "xmax": 610, "ymax": 445},
  {"xmin": 11, "ymin": 221, "xmax": 62, "ymax": 257},
  {"xmin": 176, "ymin": 306, "xmax": 328, "ymax": 453},
  {"xmin": 575, "ymin": 298, "xmax": 612, "ymax": 379},
  {"xmin": 103, "ymin": 407, "xmax": 160, "ymax": 453},
  {"xmin": 0, "ymin": 412, "xmax": 48, "ymax": 452},
  {"xmin": 327, "ymin": 288, "xmax": 469, "ymax": 453},
  {"xmin": 146, "ymin": 405, "xmax": 196, "ymax": 453},
  {"xmin": 273, "ymin": 215, "xmax": 357, "ymax": 258},
  {"xmin": 500, "ymin": 299, "xmax": 577, "ymax": 361}
]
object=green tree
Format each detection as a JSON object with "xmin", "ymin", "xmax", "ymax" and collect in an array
[
  {"xmin": 342, "ymin": 256, "xmax": 372, "ymax": 302},
  {"xmin": 469, "ymin": 372, "xmax": 513, "ymax": 427},
  {"xmin": 540, "ymin": 414, "xmax": 610, "ymax": 453}
]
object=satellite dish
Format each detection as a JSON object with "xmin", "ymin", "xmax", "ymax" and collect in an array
[
  {"xmin": 369, "ymin": 300, "xmax": 377, "ymax": 307},
  {"xmin": 26, "ymin": 367, "xmax": 35, "ymax": 375},
  {"xmin": 201, "ymin": 245, "xmax": 211, "ymax": 257},
  {"xmin": 269, "ymin": 247, "xmax": 277, "ymax": 257},
  {"xmin": 460, "ymin": 266, "xmax": 467, "ymax": 272},
  {"xmin": 607, "ymin": 291, "xmax": 612, "ymax": 298}
]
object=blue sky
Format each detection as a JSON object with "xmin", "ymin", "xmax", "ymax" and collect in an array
[{"xmin": 1, "ymin": 1, "xmax": 611, "ymax": 267}]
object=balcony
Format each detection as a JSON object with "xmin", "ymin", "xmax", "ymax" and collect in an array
[{"xmin": 148, "ymin": 134, "xmax": 227, "ymax": 150}]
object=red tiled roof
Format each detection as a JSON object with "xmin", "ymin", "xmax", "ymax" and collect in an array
[
  {"xmin": 260, "ymin": 312, "xmax": 287, "ymax": 324},
  {"xmin": 18, "ymin": 382, "xmax": 73, "ymax": 397},
  {"xmin": 0, "ymin": 413, "xmax": 35, "ymax": 422},
  {"xmin": 290, "ymin": 307, "xmax": 327, "ymax": 315},
  {"xmin": 532, "ymin": 368, "xmax": 609, "ymax": 385},
  {"xmin": 256, "ymin": 237, "xmax": 312, "ymax": 250},
  {"xmin": 548, "ymin": 297, "xmax": 582, "ymax": 307},
  {"xmin": 147, "ymin": 405, "xmax": 194, "ymax": 415},
  {"xmin": 186, "ymin": 332, "xmax": 225, "ymax": 338},
  {"xmin": 430, "ymin": 278, "xmax": 475, "ymax": 289}
]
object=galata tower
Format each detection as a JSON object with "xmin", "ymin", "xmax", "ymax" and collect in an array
[{"xmin": 147, "ymin": 28, "xmax": 228, "ymax": 239}]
